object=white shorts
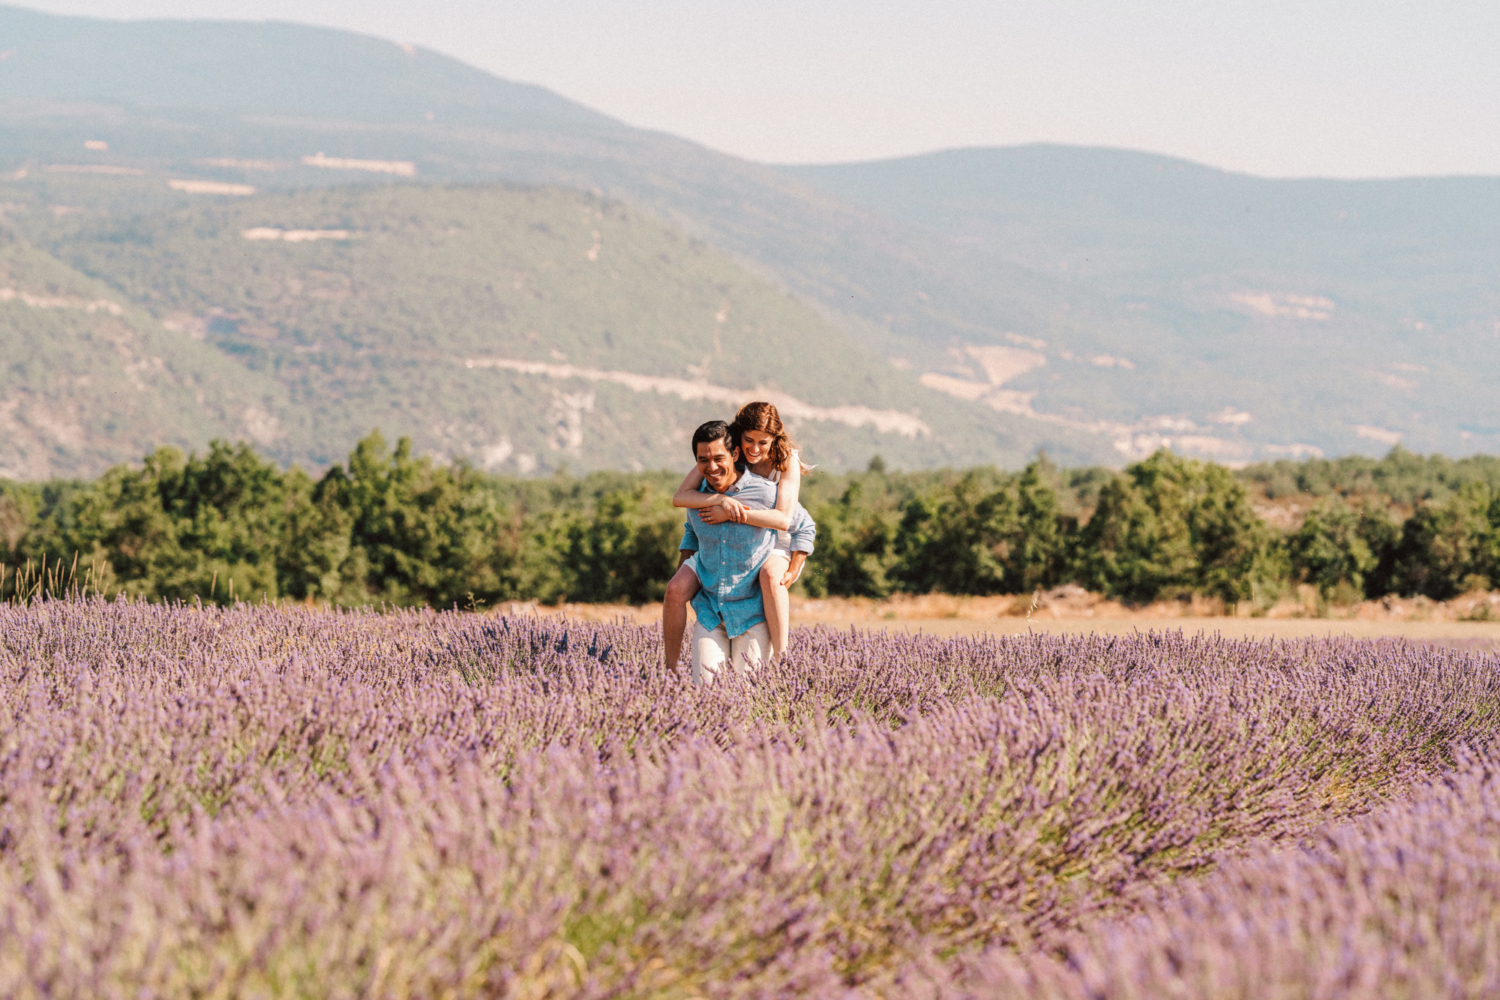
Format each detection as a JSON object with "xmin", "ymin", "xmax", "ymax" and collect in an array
[
  {"xmin": 691, "ymin": 620, "xmax": 771, "ymax": 684},
  {"xmin": 769, "ymin": 532, "xmax": 803, "ymax": 585}
]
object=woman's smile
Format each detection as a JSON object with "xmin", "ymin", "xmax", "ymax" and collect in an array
[{"xmin": 741, "ymin": 430, "xmax": 774, "ymax": 465}]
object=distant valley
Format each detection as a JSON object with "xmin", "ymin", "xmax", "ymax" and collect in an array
[{"xmin": 0, "ymin": 4, "xmax": 1496, "ymax": 478}]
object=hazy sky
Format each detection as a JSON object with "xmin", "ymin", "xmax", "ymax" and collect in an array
[{"xmin": 18, "ymin": 1, "xmax": 1500, "ymax": 177}]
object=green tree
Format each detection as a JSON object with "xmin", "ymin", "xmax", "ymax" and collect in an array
[
  {"xmin": 560, "ymin": 485, "xmax": 682, "ymax": 604},
  {"xmin": 1391, "ymin": 483, "xmax": 1495, "ymax": 598},
  {"xmin": 881, "ymin": 460, "xmax": 1072, "ymax": 596},
  {"xmin": 890, "ymin": 473, "xmax": 1019, "ymax": 594},
  {"xmin": 801, "ymin": 480, "xmax": 895, "ymax": 598},
  {"xmin": 289, "ymin": 432, "xmax": 514, "ymax": 607},
  {"xmin": 12, "ymin": 435, "xmax": 1500, "ymax": 610},
  {"xmin": 18, "ymin": 441, "xmax": 297, "ymax": 603},
  {"xmin": 0, "ymin": 481, "xmax": 40, "ymax": 563},
  {"xmin": 1288, "ymin": 497, "xmax": 1377, "ymax": 597},
  {"xmin": 1355, "ymin": 506, "xmax": 1403, "ymax": 598},
  {"xmin": 1008, "ymin": 461, "xmax": 1072, "ymax": 592},
  {"xmin": 1076, "ymin": 451, "xmax": 1277, "ymax": 603}
]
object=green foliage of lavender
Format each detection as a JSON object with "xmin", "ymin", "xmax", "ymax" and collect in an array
[
  {"xmin": 2, "ymin": 436, "xmax": 1500, "ymax": 606},
  {"xmin": 1, "ymin": 600, "xmax": 1498, "ymax": 996}
]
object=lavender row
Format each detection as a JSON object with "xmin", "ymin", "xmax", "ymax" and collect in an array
[
  {"xmin": 1, "ymin": 599, "xmax": 1497, "ymax": 996},
  {"xmin": 963, "ymin": 751, "xmax": 1500, "ymax": 999}
]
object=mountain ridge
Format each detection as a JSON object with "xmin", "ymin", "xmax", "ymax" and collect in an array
[{"xmin": 0, "ymin": 4, "xmax": 618, "ymax": 130}]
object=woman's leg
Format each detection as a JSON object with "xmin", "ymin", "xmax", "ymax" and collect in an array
[
  {"xmin": 662, "ymin": 562, "xmax": 700, "ymax": 671},
  {"xmin": 759, "ymin": 554, "xmax": 790, "ymax": 656}
]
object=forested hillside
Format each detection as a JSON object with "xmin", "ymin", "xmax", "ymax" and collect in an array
[
  {"xmin": 0, "ymin": 230, "xmax": 289, "ymax": 480},
  {"xmin": 2, "ymin": 176, "xmax": 1099, "ymax": 478},
  {"xmin": 4, "ymin": 438, "xmax": 1497, "ymax": 609},
  {"xmin": 2, "ymin": 6, "xmax": 1497, "ymax": 469}
]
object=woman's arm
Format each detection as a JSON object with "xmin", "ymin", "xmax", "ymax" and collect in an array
[
  {"xmin": 696, "ymin": 460, "xmax": 803, "ymax": 528},
  {"xmin": 715, "ymin": 457, "xmax": 798, "ymax": 529},
  {"xmin": 672, "ymin": 465, "xmax": 724, "ymax": 509},
  {"xmin": 738, "ymin": 507, "xmax": 791, "ymax": 530},
  {"xmin": 772, "ymin": 460, "xmax": 802, "ymax": 519}
]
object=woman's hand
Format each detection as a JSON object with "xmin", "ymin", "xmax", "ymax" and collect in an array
[
  {"xmin": 781, "ymin": 552, "xmax": 807, "ymax": 587},
  {"xmin": 698, "ymin": 498, "xmax": 747, "ymax": 524}
]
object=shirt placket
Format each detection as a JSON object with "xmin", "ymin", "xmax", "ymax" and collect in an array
[
  {"xmin": 719, "ymin": 531, "xmax": 728, "ymax": 595},
  {"xmin": 718, "ymin": 484, "xmax": 731, "ymax": 596}
]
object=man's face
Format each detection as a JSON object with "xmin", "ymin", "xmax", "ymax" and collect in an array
[{"xmin": 695, "ymin": 436, "xmax": 740, "ymax": 493}]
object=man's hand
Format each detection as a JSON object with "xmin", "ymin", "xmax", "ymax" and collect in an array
[{"xmin": 699, "ymin": 497, "xmax": 747, "ymax": 524}]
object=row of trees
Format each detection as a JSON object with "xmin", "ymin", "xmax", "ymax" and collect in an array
[
  {"xmin": 0, "ymin": 435, "xmax": 680, "ymax": 608},
  {"xmin": 807, "ymin": 452, "xmax": 1499, "ymax": 605},
  {"xmin": 2, "ymin": 434, "xmax": 1498, "ymax": 607}
]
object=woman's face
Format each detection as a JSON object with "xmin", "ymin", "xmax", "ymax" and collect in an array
[{"xmin": 740, "ymin": 429, "xmax": 774, "ymax": 466}]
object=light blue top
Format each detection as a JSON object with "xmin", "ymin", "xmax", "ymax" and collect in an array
[{"xmin": 678, "ymin": 468, "xmax": 779, "ymax": 638}]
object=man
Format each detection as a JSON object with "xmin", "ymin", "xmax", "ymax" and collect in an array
[{"xmin": 667, "ymin": 420, "xmax": 786, "ymax": 683}]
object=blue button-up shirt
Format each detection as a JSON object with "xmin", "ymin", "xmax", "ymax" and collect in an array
[
  {"xmin": 679, "ymin": 468, "xmax": 779, "ymax": 637},
  {"xmin": 786, "ymin": 505, "xmax": 817, "ymax": 554}
]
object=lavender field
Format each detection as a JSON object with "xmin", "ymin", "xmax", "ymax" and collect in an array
[{"xmin": 2, "ymin": 600, "xmax": 1498, "ymax": 998}]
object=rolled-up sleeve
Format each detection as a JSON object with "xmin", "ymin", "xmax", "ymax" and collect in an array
[
  {"xmin": 789, "ymin": 505, "xmax": 816, "ymax": 554},
  {"xmin": 680, "ymin": 516, "xmax": 700, "ymax": 552}
]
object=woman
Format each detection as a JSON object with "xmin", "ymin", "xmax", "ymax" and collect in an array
[{"xmin": 664, "ymin": 401, "xmax": 812, "ymax": 662}]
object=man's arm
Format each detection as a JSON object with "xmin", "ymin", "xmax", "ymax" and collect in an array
[
  {"xmin": 788, "ymin": 504, "xmax": 816, "ymax": 554},
  {"xmin": 678, "ymin": 549, "xmax": 693, "ymax": 569}
]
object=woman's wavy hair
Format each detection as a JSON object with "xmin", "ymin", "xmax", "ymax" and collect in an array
[{"xmin": 730, "ymin": 401, "xmax": 799, "ymax": 474}]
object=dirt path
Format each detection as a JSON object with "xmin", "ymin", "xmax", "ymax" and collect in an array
[{"xmin": 496, "ymin": 591, "xmax": 1500, "ymax": 647}]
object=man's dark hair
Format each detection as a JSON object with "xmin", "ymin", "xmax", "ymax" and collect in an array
[{"xmin": 691, "ymin": 420, "xmax": 735, "ymax": 457}]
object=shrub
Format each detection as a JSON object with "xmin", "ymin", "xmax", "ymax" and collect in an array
[
  {"xmin": 1392, "ymin": 483, "xmax": 1496, "ymax": 599},
  {"xmin": 1289, "ymin": 496, "xmax": 1378, "ymax": 597}
]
